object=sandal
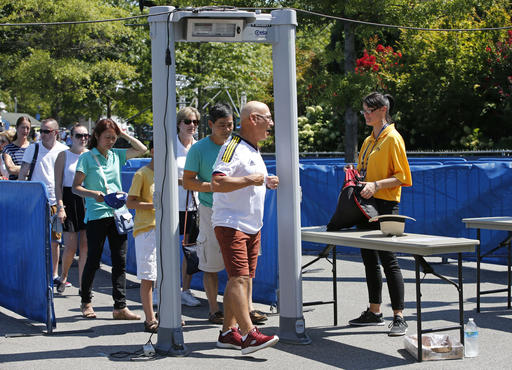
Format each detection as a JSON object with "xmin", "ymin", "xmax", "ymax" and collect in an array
[
  {"xmin": 144, "ymin": 320, "xmax": 159, "ymax": 333},
  {"xmin": 208, "ymin": 311, "xmax": 224, "ymax": 324},
  {"xmin": 81, "ymin": 303, "xmax": 96, "ymax": 319},
  {"xmin": 250, "ymin": 310, "xmax": 268, "ymax": 324}
]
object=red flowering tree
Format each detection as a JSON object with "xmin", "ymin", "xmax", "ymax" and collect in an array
[{"xmin": 355, "ymin": 43, "xmax": 403, "ymax": 77}]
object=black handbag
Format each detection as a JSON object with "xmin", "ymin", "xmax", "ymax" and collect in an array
[
  {"xmin": 326, "ymin": 168, "xmax": 379, "ymax": 231},
  {"xmin": 182, "ymin": 190, "xmax": 200, "ymax": 275}
]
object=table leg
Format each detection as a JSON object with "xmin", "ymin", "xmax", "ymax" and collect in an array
[
  {"xmin": 508, "ymin": 238, "xmax": 511, "ymax": 310},
  {"xmin": 458, "ymin": 253, "xmax": 464, "ymax": 345},
  {"xmin": 477, "ymin": 229, "xmax": 481, "ymax": 313},
  {"xmin": 333, "ymin": 245, "xmax": 338, "ymax": 325},
  {"xmin": 415, "ymin": 256, "xmax": 423, "ymax": 362}
]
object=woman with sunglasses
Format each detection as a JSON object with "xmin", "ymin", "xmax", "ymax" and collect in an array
[
  {"xmin": 347, "ymin": 92, "xmax": 412, "ymax": 336},
  {"xmin": 53, "ymin": 123, "xmax": 90, "ymax": 294},
  {"xmin": 2, "ymin": 116, "xmax": 31, "ymax": 180},
  {"xmin": 176, "ymin": 107, "xmax": 201, "ymax": 307},
  {"xmin": 72, "ymin": 118, "xmax": 147, "ymax": 319}
]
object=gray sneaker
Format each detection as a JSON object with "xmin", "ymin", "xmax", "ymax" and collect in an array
[
  {"xmin": 181, "ymin": 290, "xmax": 201, "ymax": 307},
  {"xmin": 388, "ymin": 315, "xmax": 408, "ymax": 336},
  {"xmin": 348, "ymin": 308, "xmax": 385, "ymax": 326}
]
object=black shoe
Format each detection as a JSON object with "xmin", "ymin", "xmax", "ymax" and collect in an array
[
  {"xmin": 54, "ymin": 278, "xmax": 66, "ymax": 294},
  {"xmin": 348, "ymin": 308, "xmax": 385, "ymax": 326},
  {"xmin": 388, "ymin": 315, "xmax": 408, "ymax": 336}
]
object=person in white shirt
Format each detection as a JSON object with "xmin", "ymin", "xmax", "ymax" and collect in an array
[
  {"xmin": 54, "ymin": 123, "xmax": 90, "ymax": 294},
  {"xmin": 19, "ymin": 118, "xmax": 69, "ymax": 283},
  {"xmin": 211, "ymin": 101, "xmax": 279, "ymax": 355},
  {"xmin": 176, "ymin": 107, "xmax": 201, "ymax": 307}
]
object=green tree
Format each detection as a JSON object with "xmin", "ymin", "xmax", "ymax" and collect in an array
[
  {"xmin": 0, "ymin": 0, "xmax": 142, "ymax": 123},
  {"xmin": 281, "ymin": 0, "xmax": 512, "ymax": 152},
  {"xmin": 393, "ymin": 1, "xmax": 511, "ymax": 149}
]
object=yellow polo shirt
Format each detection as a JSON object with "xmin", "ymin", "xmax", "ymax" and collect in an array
[
  {"xmin": 128, "ymin": 165, "xmax": 155, "ymax": 237},
  {"xmin": 357, "ymin": 124, "xmax": 412, "ymax": 202}
]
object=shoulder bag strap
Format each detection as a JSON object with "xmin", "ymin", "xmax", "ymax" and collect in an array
[
  {"xmin": 27, "ymin": 143, "xmax": 39, "ymax": 181},
  {"xmin": 91, "ymin": 152, "xmax": 109, "ymax": 193},
  {"xmin": 182, "ymin": 190, "xmax": 198, "ymax": 246},
  {"xmin": 182, "ymin": 190, "xmax": 190, "ymax": 246}
]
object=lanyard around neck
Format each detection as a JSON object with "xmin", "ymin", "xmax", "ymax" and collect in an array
[{"xmin": 361, "ymin": 123, "xmax": 389, "ymax": 175}]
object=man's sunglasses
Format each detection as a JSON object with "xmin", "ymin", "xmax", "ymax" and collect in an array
[
  {"xmin": 182, "ymin": 119, "xmax": 199, "ymax": 125},
  {"xmin": 75, "ymin": 133, "xmax": 90, "ymax": 139},
  {"xmin": 40, "ymin": 129, "xmax": 55, "ymax": 134}
]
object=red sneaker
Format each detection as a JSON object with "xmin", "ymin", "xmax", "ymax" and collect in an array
[
  {"xmin": 216, "ymin": 327, "xmax": 242, "ymax": 350},
  {"xmin": 241, "ymin": 327, "xmax": 279, "ymax": 355}
]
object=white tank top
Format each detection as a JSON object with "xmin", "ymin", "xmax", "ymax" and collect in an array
[{"xmin": 63, "ymin": 150, "xmax": 81, "ymax": 187}]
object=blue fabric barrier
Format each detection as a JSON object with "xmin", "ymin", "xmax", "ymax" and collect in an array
[
  {"xmin": 105, "ymin": 163, "xmax": 279, "ymax": 305},
  {"xmin": 0, "ymin": 181, "xmax": 55, "ymax": 331},
  {"xmin": 2, "ymin": 157, "xmax": 509, "ymax": 320},
  {"xmin": 114, "ymin": 158, "xmax": 511, "ymax": 305},
  {"xmin": 301, "ymin": 160, "xmax": 512, "ymax": 265}
]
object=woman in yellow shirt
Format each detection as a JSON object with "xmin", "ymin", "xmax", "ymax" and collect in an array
[{"xmin": 348, "ymin": 92, "xmax": 412, "ymax": 337}]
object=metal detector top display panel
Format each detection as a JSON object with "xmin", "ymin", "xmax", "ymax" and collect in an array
[
  {"xmin": 172, "ymin": 10, "xmax": 274, "ymax": 43},
  {"xmin": 186, "ymin": 18, "xmax": 244, "ymax": 42}
]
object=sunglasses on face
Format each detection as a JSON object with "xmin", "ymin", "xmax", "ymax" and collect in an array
[
  {"xmin": 40, "ymin": 129, "xmax": 55, "ymax": 134},
  {"xmin": 74, "ymin": 133, "xmax": 90, "ymax": 139},
  {"xmin": 360, "ymin": 107, "xmax": 379, "ymax": 115},
  {"xmin": 182, "ymin": 119, "xmax": 199, "ymax": 125}
]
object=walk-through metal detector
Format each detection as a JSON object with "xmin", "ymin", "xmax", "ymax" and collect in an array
[{"xmin": 148, "ymin": 6, "xmax": 311, "ymax": 355}]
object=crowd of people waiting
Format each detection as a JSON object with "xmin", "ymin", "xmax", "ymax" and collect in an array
[
  {"xmin": 0, "ymin": 101, "xmax": 279, "ymax": 355},
  {"xmin": 1, "ymin": 92, "xmax": 411, "ymax": 355}
]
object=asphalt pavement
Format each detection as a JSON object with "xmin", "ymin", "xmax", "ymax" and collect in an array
[{"xmin": 1, "ymin": 253, "xmax": 511, "ymax": 369}]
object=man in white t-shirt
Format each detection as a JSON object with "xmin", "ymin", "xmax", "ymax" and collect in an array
[
  {"xmin": 19, "ymin": 118, "xmax": 68, "ymax": 282},
  {"xmin": 211, "ymin": 101, "xmax": 279, "ymax": 355}
]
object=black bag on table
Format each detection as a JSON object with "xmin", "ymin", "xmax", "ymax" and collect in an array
[{"xmin": 326, "ymin": 168, "xmax": 379, "ymax": 231}]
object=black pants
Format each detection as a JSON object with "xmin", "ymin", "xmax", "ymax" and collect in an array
[
  {"xmin": 359, "ymin": 198, "xmax": 405, "ymax": 311},
  {"xmin": 81, "ymin": 217, "xmax": 128, "ymax": 309}
]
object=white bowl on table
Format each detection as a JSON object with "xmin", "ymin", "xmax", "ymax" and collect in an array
[{"xmin": 369, "ymin": 214, "xmax": 416, "ymax": 236}]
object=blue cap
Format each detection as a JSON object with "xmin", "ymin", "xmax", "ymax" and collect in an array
[{"xmin": 104, "ymin": 192, "xmax": 128, "ymax": 209}]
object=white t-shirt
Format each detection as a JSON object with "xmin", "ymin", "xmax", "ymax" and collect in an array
[
  {"xmin": 212, "ymin": 135, "xmax": 268, "ymax": 234},
  {"xmin": 22, "ymin": 141, "xmax": 68, "ymax": 205},
  {"xmin": 63, "ymin": 150, "xmax": 85, "ymax": 187},
  {"xmin": 176, "ymin": 135, "xmax": 198, "ymax": 211}
]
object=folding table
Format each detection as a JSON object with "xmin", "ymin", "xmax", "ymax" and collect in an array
[
  {"xmin": 301, "ymin": 226, "xmax": 479, "ymax": 362},
  {"xmin": 462, "ymin": 216, "xmax": 512, "ymax": 312}
]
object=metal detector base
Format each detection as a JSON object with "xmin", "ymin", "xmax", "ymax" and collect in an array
[
  {"xmin": 278, "ymin": 316, "xmax": 312, "ymax": 344},
  {"xmin": 156, "ymin": 327, "xmax": 189, "ymax": 357}
]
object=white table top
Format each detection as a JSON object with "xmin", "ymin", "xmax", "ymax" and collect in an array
[
  {"xmin": 301, "ymin": 226, "xmax": 478, "ymax": 256},
  {"xmin": 462, "ymin": 217, "xmax": 512, "ymax": 231}
]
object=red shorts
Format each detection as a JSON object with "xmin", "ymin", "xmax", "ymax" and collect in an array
[{"xmin": 214, "ymin": 226, "xmax": 260, "ymax": 278}]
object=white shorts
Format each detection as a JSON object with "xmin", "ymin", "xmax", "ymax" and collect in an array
[
  {"xmin": 197, "ymin": 204, "xmax": 225, "ymax": 273},
  {"xmin": 134, "ymin": 228, "xmax": 157, "ymax": 281}
]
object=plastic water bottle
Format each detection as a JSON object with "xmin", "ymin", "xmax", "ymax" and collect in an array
[{"xmin": 464, "ymin": 318, "xmax": 479, "ymax": 357}]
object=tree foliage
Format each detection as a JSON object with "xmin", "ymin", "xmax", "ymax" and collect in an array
[
  {"xmin": 283, "ymin": 0, "xmax": 512, "ymax": 151},
  {"xmin": 0, "ymin": 0, "xmax": 141, "ymax": 124},
  {"xmin": 0, "ymin": 0, "xmax": 510, "ymax": 152}
]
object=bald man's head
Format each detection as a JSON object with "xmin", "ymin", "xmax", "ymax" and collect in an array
[
  {"xmin": 238, "ymin": 101, "xmax": 273, "ymax": 146},
  {"xmin": 240, "ymin": 101, "xmax": 269, "ymax": 124}
]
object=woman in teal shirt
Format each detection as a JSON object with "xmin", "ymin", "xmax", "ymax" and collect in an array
[{"xmin": 73, "ymin": 118, "xmax": 146, "ymax": 319}]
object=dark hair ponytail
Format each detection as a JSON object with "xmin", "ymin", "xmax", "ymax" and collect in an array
[{"xmin": 363, "ymin": 92, "xmax": 395, "ymax": 124}]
